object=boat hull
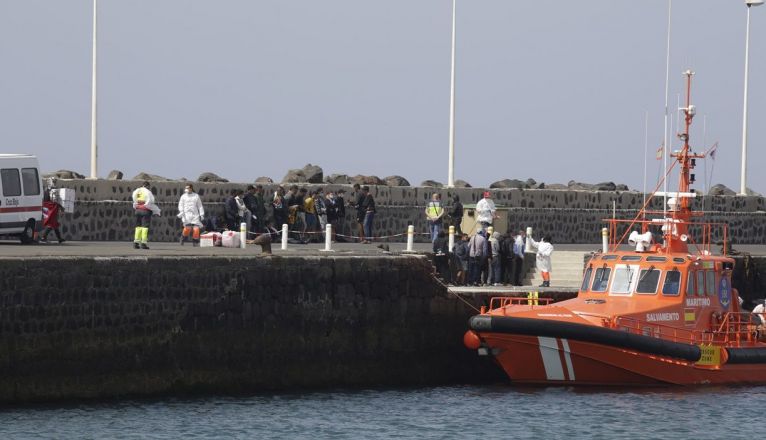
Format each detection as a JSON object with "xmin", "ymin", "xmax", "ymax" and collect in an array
[{"xmin": 479, "ymin": 333, "xmax": 766, "ymax": 386}]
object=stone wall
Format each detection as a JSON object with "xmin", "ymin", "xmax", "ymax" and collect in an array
[
  {"xmin": 0, "ymin": 254, "xmax": 502, "ymax": 403},
  {"xmin": 53, "ymin": 179, "xmax": 766, "ymax": 243}
]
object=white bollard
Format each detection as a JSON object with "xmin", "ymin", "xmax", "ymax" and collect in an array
[
  {"xmin": 281, "ymin": 223, "xmax": 288, "ymax": 250},
  {"xmin": 487, "ymin": 226, "xmax": 494, "ymax": 237},
  {"xmin": 525, "ymin": 227, "xmax": 533, "ymax": 253},
  {"xmin": 448, "ymin": 225, "xmax": 455, "ymax": 252},
  {"xmin": 406, "ymin": 225, "xmax": 414, "ymax": 252},
  {"xmin": 240, "ymin": 222, "xmax": 247, "ymax": 249},
  {"xmin": 602, "ymin": 227, "xmax": 609, "ymax": 253},
  {"xmin": 323, "ymin": 223, "xmax": 333, "ymax": 252}
]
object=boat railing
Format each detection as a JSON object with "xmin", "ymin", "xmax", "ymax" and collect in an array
[
  {"xmin": 610, "ymin": 312, "xmax": 762, "ymax": 347},
  {"xmin": 603, "ymin": 217, "xmax": 729, "ymax": 256},
  {"xmin": 486, "ymin": 296, "xmax": 554, "ymax": 314}
]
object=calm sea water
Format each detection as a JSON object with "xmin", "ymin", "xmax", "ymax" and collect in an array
[{"xmin": 0, "ymin": 384, "xmax": 763, "ymax": 439}]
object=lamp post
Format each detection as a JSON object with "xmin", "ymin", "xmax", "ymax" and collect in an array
[
  {"xmin": 89, "ymin": 0, "xmax": 98, "ymax": 179},
  {"xmin": 740, "ymin": 0, "xmax": 763, "ymax": 195},
  {"xmin": 447, "ymin": 0, "xmax": 456, "ymax": 188}
]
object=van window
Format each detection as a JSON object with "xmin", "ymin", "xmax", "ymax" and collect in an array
[
  {"xmin": 706, "ymin": 271, "xmax": 716, "ymax": 296},
  {"xmin": 663, "ymin": 270, "xmax": 681, "ymax": 296},
  {"xmin": 636, "ymin": 268, "xmax": 661, "ymax": 294},
  {"xmin": 21, "ymin": 168, "xmax": 39, "ymax": 196},
  {"xmin": 696, "ymin": 271, "xmax": 705, "ymax": 296},
  {"xmin": 581, "ymin": 267, "xmax": 593, "ymax": 292},
  {"xmin": 591, "ymin": 267, "xmax": 611, "ymax": 292},
  {"xmin": 1, "ymin": 169, "xmax": 21, "ymax": 197}
]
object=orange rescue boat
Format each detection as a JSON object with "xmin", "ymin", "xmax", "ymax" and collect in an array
[{"xmin": 464, "ymin": 70, "xmax": 766, "ymax": 385}]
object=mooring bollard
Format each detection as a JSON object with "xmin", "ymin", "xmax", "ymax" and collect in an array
[
  {"xmin": 525, "ymin": 227, "xmax": 533, "ymax": 253},
  {"xmin": 281, "ymin": 223, "xmax": 288, "ymax": 250},
  {"xmin": 240, "ymin": 222, "xmax": 247, "ymax": 249},
  {"xmin": 406, "ymin": 225, "xmax": 414, "ymax": 252},
  {"xmin": 602, "ymin": 227, "xmax": 609, "ymax": 253},
  {"xmin": 323, "ymin": 223, "xmax": 333, "ymax": 252},
  {"xmin": 448, "ymin": 225, "xmax": 455, "ymax": 252}
]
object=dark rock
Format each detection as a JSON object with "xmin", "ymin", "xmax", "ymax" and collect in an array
[
  {"xmin": 132, "ymin": 172, "xmax": 170, "ymax": 181},
  {"xmin": 255, "ymin": 176, "xmax": 274, "ymax": 184},
  {"xmin": 197, "ymin": 172, "xmax": 229, "ymax": 183},
  {"xmin": 568, "ymin": 180, "xmax": 595, "ymax": 190},
  {"xmin": 107, "ymin": 170, "xmax": 123, "ymax": 180},
  {"xmin": 302, "ymin": 164, "xmax": 324, "ymax": 183},
  {"xmin": 352, "ymin": 175, "xmax": 386, "ymax": 186},
  {"xmin": 46, "ymin": 170, "xmax": 85, "ymax": 180},
  {"xmin": 454, "ymin": 179, "xmax": 472, "ymax": 188},
  {"xmin": 615, "ymin": 184, "xmax": 630, "ymax": 191},
  {"xmin": 709, "ymin": 184, "xmax": 736, "ymax": 196},
  {"xmin": 490, "ymin": 179, "xmax": 527, "ymax": 189},
  {"xmin": 325, "ymin": 174, "xmax": 351, "ymax": 184},
  {"xmin": 594, "ymin": 182, "xmax": 617, "ymax": 191},
  {"xmin": 421, "ymin": 180, "xmax": 444, "ymax": 188},
  {"xmin": 385, "ymin": 175, "xmax": 410, "ymax": 186},
  {"xmin": 282, "ymin": 169, "xmax": 307, "ymax": 183}
]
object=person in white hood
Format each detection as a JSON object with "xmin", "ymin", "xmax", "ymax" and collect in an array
[
  {"xmin": 529, "ymin": 234, "xmax": 554, "ymax": 287},
  {"xmin": 177, "ymin": 184, "xmax": 205, "ymax": 246},
  {"xmin": 475, "ymin": 191, "xmax": 496, "ymax": 232},
  {"xmin": 131, "ymin": 181, "xmax": 161, "ymax": 250}
]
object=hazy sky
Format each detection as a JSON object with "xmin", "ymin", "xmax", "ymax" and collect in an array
[{"xmin": 1, "ymin": 0, "xmax": 764, "ymax": 193}]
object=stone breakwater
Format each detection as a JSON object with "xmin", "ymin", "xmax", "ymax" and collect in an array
[
  {"xmin": 53, "ymin": 179, "xmax": 766, "ymax": 244},
  {"xmin": 0, "ymin": 254, "xmax": 505, "ymax": 403}
]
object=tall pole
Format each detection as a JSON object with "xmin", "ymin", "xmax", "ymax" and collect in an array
[
  {"xmin": 740, "ymin": 3, "xmax": 761, "ymax": 195},
  {"xmin": 90, "ymin": 0, "xmax": 98, "ymax": 179},
  {"xmin": 447, "ymin": 0, "xmax": 457, "ymax": 188},
  {"xmin": 662, "ymin": 0, "xmax": 672, "ymax": 217}
]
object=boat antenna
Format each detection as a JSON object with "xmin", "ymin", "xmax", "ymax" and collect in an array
[{"xmin": 662, "ymin": 0, "xmax": 673, "ymax": 219}]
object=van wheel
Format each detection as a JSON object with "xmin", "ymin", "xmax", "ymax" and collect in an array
[{"xmin": 19, "ymin": 219, "xmax": 36, "ymax": 244}]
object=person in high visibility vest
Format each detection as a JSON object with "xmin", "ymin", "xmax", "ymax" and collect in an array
[
  {"xmin": 425, "ymin": 193, "xmax": 445, "ymax": 243},
  {"xmin": 132, "ymin": 181, "xmax": 161, "ymax": 249},
  {"xmin": 177, "ymin": 183, "xmax": 205, "ymax": 246}
]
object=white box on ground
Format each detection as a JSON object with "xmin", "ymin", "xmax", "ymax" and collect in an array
[
  {"xmin": 200, "ymin": 232, "xmax": 222, "ymax": 247},
  {"xmin": 52, "ymin": 188, "xmax": 76, "ymax": 212},
  {"xmin": 221, "ymin": 231, "xmax": 240, "ymax": 248}
]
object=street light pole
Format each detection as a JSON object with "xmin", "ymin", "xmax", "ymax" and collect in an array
[
  {"xmin": 447, "ymin": 0, "xmax": 456, "ymax": 188},
  {"xmin": 740, "ymin": 0, "xmax": 763, "ymax": 195},
  {"xmin": 90, "ymin": 0, "xmax": 98, "ymax": 179}
]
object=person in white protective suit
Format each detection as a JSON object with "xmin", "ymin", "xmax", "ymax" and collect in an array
[
  {"xmin": 475, "ymin": 191, "xmax": 496, "ymax": 232},
  {"xmin": 528, "ymin": 234, "xmax": 554, "ymax": 287},
  {"xmin": 132, "ymin": 181, "xmax": 161, "ymax": 249},
  {"xmin": 177, "ymin": 184, "xmax": 205, "ymax": 246}
]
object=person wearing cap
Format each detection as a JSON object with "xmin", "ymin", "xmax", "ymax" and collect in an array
[
  {"xmin": 425, "ymin": 193, "xmax": 445, "ymax": 243},
  {"xmin": 131, "ymin": 181, "xmax": 161, "ymax": 249},
  {"xmin": 475, "ymin": 191, "xmax": 497, "ymax": 232}
]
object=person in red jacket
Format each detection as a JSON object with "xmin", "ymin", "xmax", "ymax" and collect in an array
[{"xmin": 40, "ymin": 191, "xmax": 65, "ymax": 244}]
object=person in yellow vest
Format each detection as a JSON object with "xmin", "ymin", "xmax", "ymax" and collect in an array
[
  {"xmin": 425, "ymin": 193, "xmax": 445, "ymax": 243},
  {"xmin": 132, "ymin": 181, "xmax": 161, "ymax": 249}
]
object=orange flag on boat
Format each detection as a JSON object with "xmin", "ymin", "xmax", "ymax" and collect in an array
[{"xmin": 656, "ymin": 145, "xmax": 663, "ymax": 160}]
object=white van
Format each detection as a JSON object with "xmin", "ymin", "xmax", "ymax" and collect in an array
[{"xmin": 0, "ymin": 154, "xmax": 43, "ymax": 243}]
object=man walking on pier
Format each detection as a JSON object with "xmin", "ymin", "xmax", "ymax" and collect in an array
[{"xmin": 132, "ymin": 181, "xmax": 160, "ymax": 249}]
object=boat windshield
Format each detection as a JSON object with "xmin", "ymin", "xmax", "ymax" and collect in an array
[
  {"xmin": 610, "ymin": 265, "xmax": 638, "ymax": 295},
  {"xmin": 581, "ymin": 267, "xmax": 593, "ymax": 292},
  {"xmin": 591, "ymin": 267, "xmax": 611, "ymax": 292},
  {"xmin": 663, "ymin": 270, "xmax": 681, "ymax": 296},
  {"xmin": 636, "ymin": 267, "xmax": 661, "ymax": 294}
]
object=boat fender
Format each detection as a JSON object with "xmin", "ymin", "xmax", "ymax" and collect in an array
[
  {"xmin": 726, "ymin": 347, "xmax": 766, "ymax": 364},
  {"xmin": 464, "ymin": 330, "xmax": 482, "ymax": 350}
]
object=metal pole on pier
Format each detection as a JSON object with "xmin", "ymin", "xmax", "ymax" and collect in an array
[
  {"xmin": 740, "ymin": 0, "xmax": 764, "ymax": 195},
  {"xmin": 447, "ymin": 0, "xmax": 457, "ymax": 188},
  {"xmin": 90, "ymin": 0, "xmax": 99, "ymax": 179}
]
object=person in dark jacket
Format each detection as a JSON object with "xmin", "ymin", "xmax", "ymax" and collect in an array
[
  {"xmin": 433, "ymin": 230, "xmax": 450, "ymax": 282},
  {"xmin": 224, "ymin": 189, "xmax": 241, "ymax": 230},
  {"xmin": 335, "ymin": 189, "xmax": 348, "ymax": 241},
  {"xmin": 449, "ymin": 195, "xmax": 464, "ymax": 235},
  {"xmin": 453, "ymin": 233, "xmax": 470, "ymax": 285},
  {"xmin": 360, "ymin": 186, "xmax": 376, "ymax": 244}
]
